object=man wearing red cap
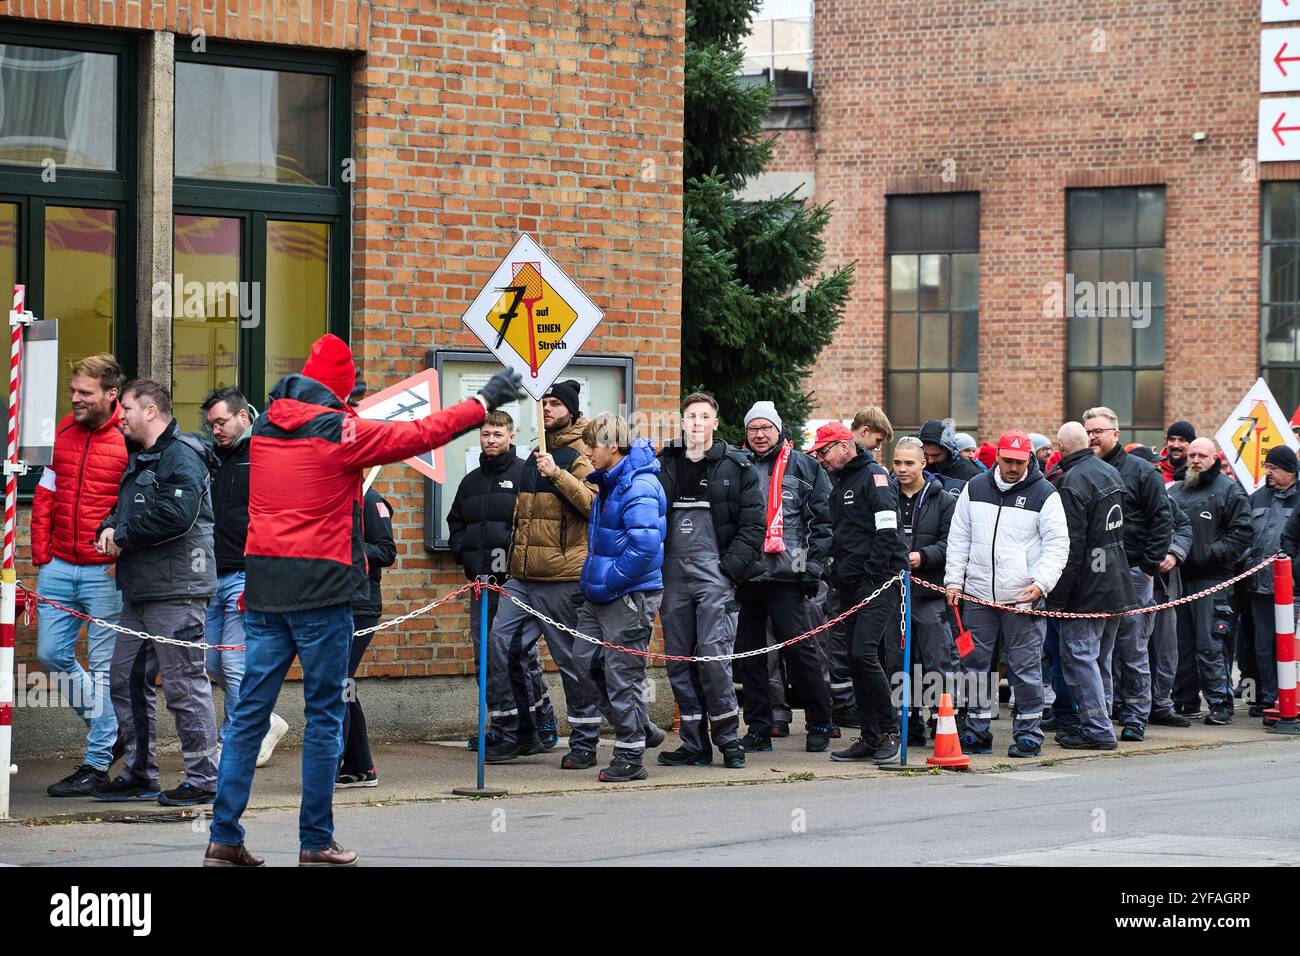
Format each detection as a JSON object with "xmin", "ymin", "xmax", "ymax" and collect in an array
[
  {"xmin": 205, "ymin": 334, "xmax": 523, "ymax": 868},
  {"xmin": 810, "ymin": 421, "xmax": 909, "ymax": 765},
  {"xmin": 944, "ymin": 428, "xmax": 1069, "ymax": 758}
]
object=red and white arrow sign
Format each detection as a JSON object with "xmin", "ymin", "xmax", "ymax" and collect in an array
[
  {"xmin": 1260, "ymin": 98, "xmax": 1300, "ymax": 160},
  {"xmin": 1265, "ymin": 0, "xmax": 1298, "ymax": 24},
  {"xmin": 1263, "ymin": 29, "xmax": 1300, "ymax": 90}
]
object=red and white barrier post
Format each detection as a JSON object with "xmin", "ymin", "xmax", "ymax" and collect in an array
[
  {"xmin": 1268, "ymin": 556, "xmax": 1300, "ymax": 736},
  {"xmin": 1, "ymin": 284, "xmax": 32, "ymax": 818}
]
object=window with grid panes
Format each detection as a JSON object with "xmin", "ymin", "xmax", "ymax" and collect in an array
[
  {"xmin": 1261, "ymin": 182, "xmax": 1300, "ymax": 417},
  {"xmin": 1064, "ymin": 187, "xmax": 1166, "ymax": 447},
  {"xmin": 885, "ymin": 193, "xmax": 979, "ymax": 433}
]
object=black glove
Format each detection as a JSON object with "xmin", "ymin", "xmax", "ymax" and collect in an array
[
  {"xmin": 799, "ymin": 574, "xmax": 821, "ymax": 599},
  {"xmin": 478, "ymin": 368, "xmax": 525, "ymax": 411}
]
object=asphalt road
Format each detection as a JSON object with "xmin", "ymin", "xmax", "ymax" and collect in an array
[{"xmin": 2, "ymin": 738, "xmax": 1297, "ymax": 867}]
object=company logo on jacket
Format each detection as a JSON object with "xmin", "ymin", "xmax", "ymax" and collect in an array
[{"xmin": 1105, "ymin": 504, "xmax": 1123, "ymax": 531}]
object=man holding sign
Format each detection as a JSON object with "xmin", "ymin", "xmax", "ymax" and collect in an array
[{"xmin": 205, "ymin": 334, "xmax": 522, "ymax": 868}]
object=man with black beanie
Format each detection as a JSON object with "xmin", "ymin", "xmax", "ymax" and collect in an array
[{"xmin": 1162, "ymin": 421, "xmax": 1196, "ymax": 487}]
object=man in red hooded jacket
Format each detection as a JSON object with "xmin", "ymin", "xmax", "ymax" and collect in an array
[
  {"xmin": 30, "ymin": 354, "xmax": 129, "ymax": 797},
  {"xmin": 205, "ymin": 334, "xmax": 522, "ymax": 868}
]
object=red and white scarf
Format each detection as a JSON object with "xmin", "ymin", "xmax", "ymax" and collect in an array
[{"xmin": 764, "ymin": 440, "xmax": 793, "ymax": 554}]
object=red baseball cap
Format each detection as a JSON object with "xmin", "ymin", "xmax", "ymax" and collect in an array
[
  {"xmin": 997, "ymin": 429, "xmax": 1033, "ymax": 461},
  {"xmin": 807, "ymin": 421, "xmax": 853, "ymax": 453}
]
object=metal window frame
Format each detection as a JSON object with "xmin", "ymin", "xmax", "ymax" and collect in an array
[
  {"xmin": 171, "ymin": 39, "xmax": 352, "ymax": 410},
  {"xmin": 422, "ymin": 349, "xmax": 635, "ymax": 552},
  {"xmin": 1064, "ymin": 186, "xmax": 1167, "ymax": 432},
  {"xmin": 884, "ymin": 193, "xmax": 980, "ymax": 432}
]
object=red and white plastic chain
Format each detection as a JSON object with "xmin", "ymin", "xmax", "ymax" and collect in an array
[
  {"xmin": 482, "ymin": 573, "xmax": 906, "ymax": 663},
  {"xmin": 909, "ymin": 554, "xmax": 1278, "ymax": 619},
  {"xmin": 16, "ymin": 579, "xmax": 483, "ymax": 650}
]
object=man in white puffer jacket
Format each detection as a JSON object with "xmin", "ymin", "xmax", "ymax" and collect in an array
[{"xmin": 944, "ymin": 429, "xmax": 1070, "ymax": 758}]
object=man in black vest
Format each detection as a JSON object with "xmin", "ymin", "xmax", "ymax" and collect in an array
[{"xmin": 447, "ymin": 409, "xmax": 556, "ymax": 748}]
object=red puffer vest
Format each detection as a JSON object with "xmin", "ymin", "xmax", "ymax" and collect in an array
[{"xmin": 30, "ymin": 405, "xmax": 129, "ymax": 566}]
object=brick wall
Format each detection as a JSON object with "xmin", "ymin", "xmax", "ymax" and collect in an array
[
  {"xmin": 770, "ymin": 0, "xmax": 1266, "ymax": 441},
  {"xmin": 6, "ymin": 0, "xmax": 685, "ymax": 678}
]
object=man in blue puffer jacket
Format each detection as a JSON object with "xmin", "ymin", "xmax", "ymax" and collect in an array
[{"xmin": 577, "ymin": 415, "xmax": 668, "ymax": 783}]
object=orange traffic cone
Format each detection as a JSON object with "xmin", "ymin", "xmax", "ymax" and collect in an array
[{"xmin": 927, "ymin": 692, "xmax": 971, "ymax": 770}]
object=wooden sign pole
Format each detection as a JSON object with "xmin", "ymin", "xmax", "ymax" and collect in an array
[{"xmin": 536, "ymin": 398, "xmax": 547, "ymax": 455}]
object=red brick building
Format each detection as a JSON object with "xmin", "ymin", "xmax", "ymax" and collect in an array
[
  {"xmin": 0, "ymin": 0, "xmax": 683, "ymax": 714},
  {"xmin": 760, "ymin": 0, "xmax": 1294, "ymax": 447}
]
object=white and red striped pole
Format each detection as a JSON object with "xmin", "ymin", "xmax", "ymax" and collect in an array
[
  {"xmin": 1268, "ymin": 555, "xmax": 1300, "ymax": 736},
  {"xmin": 0, "ymin": 284, "xmax": 28, "ymax": 818}
]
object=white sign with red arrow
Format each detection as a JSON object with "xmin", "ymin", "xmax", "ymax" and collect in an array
[
  {"xmin": 1263, "ymin": 29, "xmax": 1300, "ymax": 91},
  {"xmin": 1264, "ymin": 0, "xmax": 1300, "ymax": 24},
  {"xmin": 1259, "ymin": 97, "xmax": 1300, "ymax": 160}
]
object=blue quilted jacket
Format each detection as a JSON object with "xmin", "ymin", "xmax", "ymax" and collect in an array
[{"xmin": 580, "ymin": 439, "xmax": 667, "ymax": 604}]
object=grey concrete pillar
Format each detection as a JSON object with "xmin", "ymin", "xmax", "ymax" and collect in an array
[{"xmin": 136, "ymin": 32, "xmax": 173, "ymax": 385}]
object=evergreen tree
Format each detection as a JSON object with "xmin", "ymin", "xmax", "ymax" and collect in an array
[{"xmin": 682, "ymin": 0, "xmax": 854, "ymax": 443}]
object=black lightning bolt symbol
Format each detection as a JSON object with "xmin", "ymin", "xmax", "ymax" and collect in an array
[{"xmin": 493, "ymin": 286, "xmax": 528, "ymax": 349}]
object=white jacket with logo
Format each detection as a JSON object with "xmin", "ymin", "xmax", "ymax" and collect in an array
[{"xmin": 943, "ymin": 465, "xmax": 1070, "ymax": 605}]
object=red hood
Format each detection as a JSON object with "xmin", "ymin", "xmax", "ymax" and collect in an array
[{"xmin": 264, "ymin": 373, "xmax": 355, "ymax": 430}]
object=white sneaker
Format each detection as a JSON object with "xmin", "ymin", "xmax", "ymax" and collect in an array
[{"xmin": 256, "ymin": 714, "xmax": 289, "ymax": 768}]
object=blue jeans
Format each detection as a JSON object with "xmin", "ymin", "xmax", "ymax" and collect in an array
[
  {"xmin": 210, "ymin": 603, "xmax": 352, "ymax": 852},
  {"xmin": 35, "ymin": 557, "xmax": 122, "ymax": 771},
  {"xmin": 1044, "ymin": 619, "xmax": 1080, "ymax": 727},
  {"xmin": 204, "ymin": 571, "xmax": 247, "ymax": 741}
]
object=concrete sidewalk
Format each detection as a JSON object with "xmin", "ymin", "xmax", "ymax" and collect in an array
[{"xmin": 5, "ymin": 712, "xmax": 1293, "ymax": 826}]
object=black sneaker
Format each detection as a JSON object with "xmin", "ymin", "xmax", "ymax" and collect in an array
[
  {"xmin": 1174, "ymin": 703, "xmax": 1203, "ymax": 719},
  {"xmin": 739, "ymin": 730, "xmax": 772, "ymax": 753},
  {"xmin": 1119, "ymin": 725, "xmax": 1145, "ymax": 742},
  {"xmin": 560, "ymin": 748, "xmax": 597, "ymax": 770},
  {"xmin": 47, "ymin": 763, "xmax": 108, "ymax": 798},
  {"xmin": 1055, "ymin": 730, "xmax": 1117, "ymax": 751},
  {"xmin": 92, "ymin": 775, "xmax": 161, "ymax": 802},
  {"xmin": 484, "ymin": 735, "xmax": 544, "ymax": 763},
  {"xmin": 536, "ymin": 720, "xmax": 559, "ymax": 751},
  {"xmin": 871, "ymin": 733, "xmax": 901, "ymax": 765},
  {"xmin": 657, "ymin": 747, "xmax": 713, "ymax": 767},
  {"xmin": 832, "ymin": 707, "xmax": 859, "ymax": 728},
  {"xmin": 1149, "ymin": 711, "xmax": 1191, "ymax": 728},
  {"xmin": 110, "ymin": 736, "xmax": 126, "ymax": 768},
  {"xmin": 721, "ymin": 742, "xmax": 746, "ymax": 769},
  {"xmin": 771, "ymin": 721, "xmax": 790, "ymax": 738},
  {"xmin": 645, "ymin": 724, "xmax": 667, "ymax": 749},
  {"xmin": 598, "ymin": 759, "xmax": 647, "ymax": 783},
  {"xmin": 1248, "ymin": 704, "xmax": 1271, "ymax": 718},
  {"xmin": 1204, "ymin": 707, "xmax": 1233, "ymax": 726},
  {"xmin": 466, "ymin": 729, "xmax": 503, "ymax": 750},
  {"xmin": 959, "ymin": 733, "xmax": 993, "ymax": 755},
  {"xmin": 806, "ymin": 724, "xmax": 833, "ymax": 753},
  {"xmin": 158, "ymin": 782, "xmax": 216, "ymax": 807},
  {"xmin": 830, "ymin": 736, "xmax": 876, "ymax": 761},
  {"xmin": 1007, "ymin": 736, "xmax": 1041, "ymax": 758},
  {"xmin": 336, "ymin": 770, "xmax": 379, "ymax": 789}
]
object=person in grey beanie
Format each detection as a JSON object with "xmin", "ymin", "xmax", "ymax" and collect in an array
[{"xmin": 1028, "ymin": 433, "xmax": 1053, "ymax": 470}]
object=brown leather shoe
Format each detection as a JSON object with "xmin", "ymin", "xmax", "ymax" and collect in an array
[
  {"xmin": 299, "ymin": 841, "xmax": 358, "ymax": 867},
  {"xmin": 203, "ymin": 842, "xmax": 265, "ymax": 867}
]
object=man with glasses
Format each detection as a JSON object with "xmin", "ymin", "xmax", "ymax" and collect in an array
[
  {"xmin": 810, "ymin": 422, "xmax": 909, "ymax": 765},
  {"xmin": 1083, "ymin": 407, "xmax": 1173, "ymax": 742},
  {"xmin": 734, "ymin": 402, "xmax": 835, "ymax": 754},
  {"xmin": 201, "ymin": 387, "xmax": 290, "ymax": 768}
]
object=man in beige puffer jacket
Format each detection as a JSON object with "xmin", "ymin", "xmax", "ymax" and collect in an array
[{"xmin": 485, "ymin": 380, "xmax": 608, "ymax": 768}]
